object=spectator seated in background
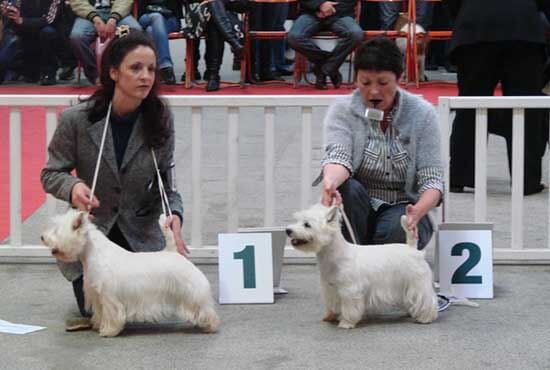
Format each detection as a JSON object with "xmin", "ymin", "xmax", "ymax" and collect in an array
[
  {"xmin": 69, "ymin": 0, "xmax": 142, "ymax": 85},
  {"xmin": 183, "ymin": 0, "xmax": 248, "ymax": 92},
  {"xmin": 138, "ymin": 0, "xmax": 183, "ymax": 85},
  {"xmin": 0, "ymin": 2, "xmax": 21, "ymax": 83},
  {"xmin": 1, "ymin": 0, "xmax": 76, "ymax": 85},
  {"xmin": 287, "ymin": 0, "xmax": 363, "ymax": 90}
]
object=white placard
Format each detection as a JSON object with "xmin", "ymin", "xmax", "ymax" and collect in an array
[
  {"xmin": 218, "ymin": 233, "xmax": 274, "ymax": 304},
  {"xmin": 438, "ymin": 223, "xmax": 493, "ymax": 299}
]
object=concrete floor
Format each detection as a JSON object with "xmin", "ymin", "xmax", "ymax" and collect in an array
[{"xmin": 1, "ymin": 263, "xmax": 550, "ymax": 370}]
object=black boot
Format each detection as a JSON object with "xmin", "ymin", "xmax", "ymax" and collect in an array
[
  {"xmin": 207, "ymin": 0, "xmax": 244, "ymax": 59},
  {"xmin": 204, "ymin": 25, "xmax": 225, "ymax": 92}
]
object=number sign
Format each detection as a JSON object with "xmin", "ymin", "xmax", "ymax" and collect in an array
[
  {"xmin": 218, "ymin": 233, "xmax": 274, "ymax": 304},
  {"xmin": 438, "ymin": 223, "xmax": 493, "ymax": 299}
]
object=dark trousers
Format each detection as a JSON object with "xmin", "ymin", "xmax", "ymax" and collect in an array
[
  {"xmin": 250, "ymin": 2, "xmax": 288, "ymax": 76},
  {"xmin": 338, "ymin": 178, "xmax": 433, "ymax": 250},
  {"xmin": 287, "ymin": 14, "xmax": 363, "ymax": 75},
  {"xmin": 72, "ymin": 223, "xmax": 131, "ymax": 317},
  {"xmin": 450, "ymin": 41, "xmax": 547, "ymax": 194}
]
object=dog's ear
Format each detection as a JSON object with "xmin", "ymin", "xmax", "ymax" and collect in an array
[
  {"xmin": 326, "ymin": 205, "xmax": 339, "ymax": 223},
  {"xmin": 72, "ymin": 211, "xmax": 86, "ymax": 230}
]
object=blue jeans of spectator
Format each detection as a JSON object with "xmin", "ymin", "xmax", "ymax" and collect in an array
[
  {"xmin": 338, "ymin": 178, "xmax": 433, "ymax": 249},
  {"xmin": 288, "ymin": 14, "xmax": 363, "ymax": 75},
  {"xmin": 0, "ymin": 28, "xmax": 20, "ymax": 78},
  {"xmin": 70, "ymin": 10, "xmax": 142, "ymax": 83},
  {"xmin": 139, "ymin": 13, "xmax": 179, "ymax": 70},
  {"xmin": 379, "ymin": 2, "xmax": 433, "ymax": 30}
]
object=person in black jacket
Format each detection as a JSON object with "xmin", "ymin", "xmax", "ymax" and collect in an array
[
  {"xmin": 287, "ymin": 0, "xmax": 363, "ymax": 90},
  {"xmin": 448, "ymin": 0, "xmax": 548, "ymax": 195},
  {"xmin": 3, "ymin": 0, "xmax": 76, "ymax": 85},
  {"xmin": 138, "ymin": 0, "xmax": 183, "ymax": 84}
]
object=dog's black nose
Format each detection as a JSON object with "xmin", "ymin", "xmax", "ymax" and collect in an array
[
  {"xmin": 40, "ymin": 235, "xmax": 44, "ymax": 242},
  {"xmin": 285, "ymin": 228, "xmax": 292, "ymax": 236}
]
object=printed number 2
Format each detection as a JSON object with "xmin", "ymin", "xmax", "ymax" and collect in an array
[
  {"xmin": 451, "ymin": 242, "xmax": 482, "ymax": 284},
  {"xmin": 234, "ymin": 245, "xmax": 256, "ymax": 289}
]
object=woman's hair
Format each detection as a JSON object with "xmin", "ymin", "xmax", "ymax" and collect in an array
[
  {"xmin": 84, "ymin": 29, "xmax": 171, "ymax": 148},
  {"xmin": 353, "ymin": 37, "xmax": 404, "ymax": 79}
]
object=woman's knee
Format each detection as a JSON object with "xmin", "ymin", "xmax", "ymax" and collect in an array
[{"xmin": 338, "ymin": 178, "xmax": 368, "ymax": 202}]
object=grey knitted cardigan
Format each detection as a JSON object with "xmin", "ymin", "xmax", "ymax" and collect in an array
[{"xmin": 323, "ymin": 88, "xmax": 443, "ymax": 203}]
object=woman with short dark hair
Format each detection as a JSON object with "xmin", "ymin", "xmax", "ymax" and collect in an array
[{"xmin": 320, "ymin": 37, "xmax": 443, "ymax": 249}]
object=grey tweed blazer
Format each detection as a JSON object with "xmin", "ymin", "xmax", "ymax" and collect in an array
[{"xmin": 41, "ymin": 102, "xmax": 184, "ymax": 281}]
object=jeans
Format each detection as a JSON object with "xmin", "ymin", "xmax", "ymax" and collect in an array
[
  {"xmin": 0, "ymin": 28, "xmax": 20, "ymax": 76},
  {"xmin": 70, "ymin": 10, "xmax": 142, "ymax": 83},
  {"xmin": 139, "ymin": 13, "xmax": 179, "ymax": 69},
  {"xmin": 338, "ymin": 178, "xmax": 433, "ymax": 249},
  {"xmin": 379, "ymin": 2, "xmax": 433, "ymax": 30},
  {"xmin": 288, "ymin": 14, "xmax": 363, "ymax": 75}
]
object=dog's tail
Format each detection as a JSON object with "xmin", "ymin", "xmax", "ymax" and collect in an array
[
  {"xmin": 158, "ymin": 214, "xmax": 178, "ymax": 252},
  {"xmin": 400, "ymin": 215, "xmax": 417, "ymax": 248}
]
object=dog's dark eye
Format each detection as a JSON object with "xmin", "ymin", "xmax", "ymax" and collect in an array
[{"xmin": 304, "ymin": 222, "xmax": 311, "ymax": 228}]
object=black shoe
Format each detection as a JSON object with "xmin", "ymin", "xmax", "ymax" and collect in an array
[
  {"xmin": 275, "ymin": 67, "xmax": 293, "ymax": 76},
  {"xmin": 444, "ymin": 63, "xmax": 457, "ymax": 73},
  {"xmin": 258, "ymin": 72, "xmax": 284, "ymax": 82},
  {"xmin": 314, "ymin": 65, "xmax": 327, "ymax": 90},
  {"xmin": 40, "ymin": 74, "xmax": 57, "ymax": 86},
  {"xmin": 206, "ymin": 75, "xmax": 220, "ymax": 92},
  {"xmin": 328, "ymin": 71, "xmax": 342, "ymax": 89},
  {"xmin": 450, "ymin": 186, "xmax": 464, "ymax": 193},
  {"xmin": 23, "ymin": 74, "xmax": 39, "ymax": 83},
  {"xmin": 181, "ymin": 70, "xmax": 202, "ymax": 82},
  {"xmin": 58, "ymin": 66, "xmax": 75, "ymax": 81},
  {"xmin": 425, "ymin": 62, "xmax": 438, "ymax": 71},
  {"xmin": 160, "ymin": 67, "xmax": 176, "ymax": 85},
  {"xmin": 524, "ymin": 183, "xmax": 545, "ymax": 196}
]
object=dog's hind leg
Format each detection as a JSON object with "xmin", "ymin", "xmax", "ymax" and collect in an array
[
  {"xmin": 98, "ymin": 297, "xmax": 126, "ymax": 337},
  {"xmin": 338, "ymin": 296, "xmax": 364, "ymax": 329},
  {"xmin": 406, "ymin": 282, "xmax": 438, "ymax": 324}
]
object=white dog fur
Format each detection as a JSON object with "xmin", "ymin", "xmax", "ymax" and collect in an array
[
  {"xmin": 286, "ymin": 204, "xmax": 438, "ymax": 329},
  {"xmin": 41, "ymin": 209, "xmax": 219, "ymax": 337}
]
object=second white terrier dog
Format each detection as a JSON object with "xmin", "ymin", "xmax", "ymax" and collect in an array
[
  {"xmin": 41, "ymin": 209, "xmax": 220, "ymax": 337},
  {"xmin": 286, "ymin": 204, "xmax": 438, "ymax": 329}
]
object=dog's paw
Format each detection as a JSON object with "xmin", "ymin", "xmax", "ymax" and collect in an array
[
  {"xmin": 337, "ymin": 320, "xmax": 356, "ymax": 329},
  {"xmin": 322, "ymin": 311, "xmax": 339, "ymax": 323}
]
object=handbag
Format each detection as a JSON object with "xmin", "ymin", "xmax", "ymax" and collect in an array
[{"xmin": 181, "ymin": 2, "xmax": 211, "ymax": 39}]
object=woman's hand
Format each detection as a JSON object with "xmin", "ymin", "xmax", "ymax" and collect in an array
[
  {"xmin": 405, "ymin": 203, "xmax": 421, "ymax": 240},
  {"xmin": 71, "ymin": 182, "xmax": 100, "ymax": 212},
  {"xmin": 321, "ymin": 163, "xmax": 349, "ymax": 206},
  {"xmin": 165, "ymin": 215, "xmax": 190, "ymax": 257}
]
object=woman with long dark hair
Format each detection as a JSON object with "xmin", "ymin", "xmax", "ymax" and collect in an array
[{"xmin": 41, "ymin": 28, "xmax": 188, "ymax": 330}]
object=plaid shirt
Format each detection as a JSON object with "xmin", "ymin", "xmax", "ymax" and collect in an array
[{"xmin": 323, "ymin": 94, "xmax": 443, "ymax": 210}]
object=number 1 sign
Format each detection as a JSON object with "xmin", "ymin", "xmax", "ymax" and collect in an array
[
  {"xmin": 438, "ymin": 223, "xmax": 494, "ymax": 299},
  {"xmin": 218, "ymin": 233, "xmax": 274, "ymax": 304}
]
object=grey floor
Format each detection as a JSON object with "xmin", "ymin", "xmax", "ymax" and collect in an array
[{"xmin": 1, "ymin": 264, "xmax": 550, "ymax": 370}]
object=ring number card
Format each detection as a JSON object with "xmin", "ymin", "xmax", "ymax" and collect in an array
[
  {"xmin": 218, "ymin": 233, "xmax": 274, "ymax": 304},
  {"xmin": 438, "ymin": 223, "xmax": 493, "ymax": 299}
]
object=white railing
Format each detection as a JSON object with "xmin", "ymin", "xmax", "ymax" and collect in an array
[
  {"xmin": 2, "ymin": 94, "xmax": 550, "ymax": 264},
  {"xmin": 439, "ymin": 96, "xmax": 550, "ymax": 263},
  {"xmin": 0, "ymin": 95, "xmax": 335, "ymax": 262}
]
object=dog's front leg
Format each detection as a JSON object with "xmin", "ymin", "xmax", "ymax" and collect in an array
[
  {"xmin": 98, "ymin": 297, "xmax": 126, "ymax": 337},
  {"xmin": 320, "ymin": 280, "xmax": 340, "ymax": 322},
  {"xmin": 338, "ymin": 294, "xmax": 364, "ymax": 329}
]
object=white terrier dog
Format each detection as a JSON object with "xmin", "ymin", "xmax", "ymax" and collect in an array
[
  {"xmin": 41, "ymin": 209, "xmax": 220, "ymax": 337},
  {"xmin": 286, "ymin": 204, "xmax": 438, "ymax": 329}
]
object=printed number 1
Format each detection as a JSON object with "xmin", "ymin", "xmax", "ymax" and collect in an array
[
  {"xmin": 234, "ymin": 245, "xmax": 256, "ymax": 289},
  {"xmin": 451, "ymin": 242, "xmax": 482, "ymax": 284}
]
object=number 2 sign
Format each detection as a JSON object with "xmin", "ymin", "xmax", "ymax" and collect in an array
[
  {"xmin": 218, "ymin": 233, "xmax": 274, "ymax": 304},
  {"xmin": 438, "ymin": 223, "xmax": 493, "ymax": 299}
]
